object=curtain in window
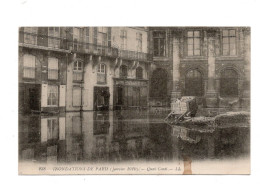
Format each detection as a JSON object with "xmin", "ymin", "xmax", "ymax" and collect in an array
[{"xmin": 47, "ymin": 85, "xmax": 58, "ymax": 106}]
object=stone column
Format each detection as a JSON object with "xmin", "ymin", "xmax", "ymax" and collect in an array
[
  {"xmin": 171, "ymin": 32, "xmax": 181, "ymax": 106},
  {"xmin": 205, "ymin": 32, "xmax": 218, "ymax": 107},
  {"xmin": 241, "ymin": 28, "xmax": 250, "ymax": 109}
]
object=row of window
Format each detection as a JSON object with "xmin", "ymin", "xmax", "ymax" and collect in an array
[
  {"xmin": 153, "ymin": 29, "xmax": 238, "ymax": 57},
  {"xmin": 22, "ymin": 55, "xmax": 144, "ymax": 82},
  {"xmin": 23, "ymin": 27, "xmax": 143, "ymax": 52},
  {"xmin": 23, "ymin": 55, "xmax": 59, "ymax": 79}
]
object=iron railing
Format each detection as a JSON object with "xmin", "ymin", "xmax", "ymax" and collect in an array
[{"xmin": 19, "ymin": 31, "xmax": 152, "ymax": 61}]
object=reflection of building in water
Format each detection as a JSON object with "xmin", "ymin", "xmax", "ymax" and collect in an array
[{"xmin": 19, "ymin": 114, "xmax": 66, "ymax": 163}]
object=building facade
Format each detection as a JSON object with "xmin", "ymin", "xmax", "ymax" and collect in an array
[
  {"xmin": 19, "ymin": 27, "xmax": 151, "ymax": 113},
  {"xmin": 148, "ymin": 27, "xmax": 250, "ymax": 109},
  {"xmin": 19, "ymin": 27, "xmax": 68, "ymax": 114}
]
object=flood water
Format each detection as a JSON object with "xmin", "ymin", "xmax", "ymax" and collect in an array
[{"xmin": 19, "ymin": 108, "xmax": 250, "ymax": 164}]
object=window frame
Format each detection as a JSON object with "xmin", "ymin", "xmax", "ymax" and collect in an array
[
  {"xmin": 48, "ymin": 27, "xmax": 60, "ymax": 48},
  {"xmin": 153, "ymin": 31, "xmax": 166, "ymax": 57},
  {"xmin": 48, "ymin": 57, "xmax": 59, "ymax": 80},
  {"xmin": 23, "ymin": 54, "xmax": 36, "ymax": 79},
  {"xmin": 47, "ymin": 85, "xmax": 59, "ymax": 106},
  {"xmin": 73, "ymin": 60, "xmax": 83, "ymax": 82},
  {"xmin": 136, "ymin": 66, "xmax": 143, "ymax": 79},
  {"xmin": 222, "ymin": 29, "xmax": 237, "ymax": 56},
  {"xmin": 187, "ymin": 30, "xmax": 201, "ymax": 56},
  {"xmin": 136, "ymin": 32, "xmax": 143, "ymax": 52},
  {"xmin": 120, "ymin": 65, "xmax": 128, "ymax": 78},
  {"xmin": 97, "ymin": 63, "xmax": 107, "ymax": 84}
]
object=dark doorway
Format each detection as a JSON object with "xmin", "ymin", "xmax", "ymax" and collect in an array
[
  {"xmin": 185, "ymin": 69, "xmax": 203, "ymax": 96},
  {"xmin": 19, "ymin": 84, "xmax": 41, "ymax": 114},
  {"xmin": 150, "ymin": 68, "xmax": 168, "ymax": 98},
  {"xmin": 220, "ymin": 69, "xmax": 238, "ymax": 97},
  {"xmin": 117, "ymin": 86, "xmax": 124, "ymax": 106},
  {"xmin": 94, "ymin": 87, "xmax": 110, "ymax": 111}
]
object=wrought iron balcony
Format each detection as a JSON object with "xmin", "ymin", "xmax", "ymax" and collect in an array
[
  {"xmin": 119, "ymin": 50, "xmax": 151, "ymax": 62},
  {"xmin": 19, "ymin": 31, "xmax": 119, "ymax": 57}
]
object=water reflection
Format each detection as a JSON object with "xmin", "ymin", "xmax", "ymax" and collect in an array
[{"xmin": 19, "ymin": 109, "xmax": 250, "ymax": 164}]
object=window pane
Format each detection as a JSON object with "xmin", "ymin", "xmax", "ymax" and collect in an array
[
  {"xmin": 48, "ymin": 58, "xmax": 58, "ymax": 69},
  {"xmin": 230, "ymin": 43, "xmax": 236, "ymax": 55},
  {"xmin": 187, "ymin": 31, "xmax": 193, "ymax": 37},
  {"xmin": 188, "ymin": 44, "xmax": 193, "ymax": 51},
  {"xmin": 187, "ymin": 38, "xmax": 193, "ymax": 45},
  {"xmin": 223, "ymin": 37, "xmax": 229, "ymax": 44},
  {"xmin": 223, "ymin": 30, "xmax": 229, "ymax": 36},
  {"xmin": 188, "ymin": 50, "xmax": 193, "ymax": 56},
  {"xmin": 24, "ymin": 55, "xmax": 35, "ymax": 67},
  {"xmin": 194, "ymin": 38, "xmax": 200, "ymax": 45},
  {"xmin": 229, "ymin": 30, "xmax": 236, "ymax": 36},
  {"xmin": 194, "ymin": 31, "xmax": 200, "ymax": 37}
]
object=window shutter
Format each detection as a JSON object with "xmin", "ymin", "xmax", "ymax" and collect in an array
[
  {"xmin": 41, "ymin": 118, "xmax": 48, "ymax": 142},
  {"xmin": 59, "ymin": 85, "xmax": 66, "ymax": 107},
  {"xmin": 183, "ymin": 31, "xmax": 188, "ymax": 57},
  {"xmin": 59, "ymin": 117, "xmax": 65, "ymax": 140},
  {"xmin": 41, "ymin": 84, "xmax": 48, "ymax": 107}
]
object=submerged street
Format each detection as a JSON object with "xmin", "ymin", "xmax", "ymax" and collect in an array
[{"xmin": 19, "ymin": 108, "xmax": 250, "ymax": 164}]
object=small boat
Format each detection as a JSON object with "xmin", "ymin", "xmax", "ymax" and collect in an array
[{"xmin": 164, "ymin": 96, "xmax": 198, "ymax": 124}]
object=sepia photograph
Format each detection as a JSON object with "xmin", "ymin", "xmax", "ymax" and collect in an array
[{"xmin": 18, "ymin": 26, "xmax": 250, "ymax": 174}]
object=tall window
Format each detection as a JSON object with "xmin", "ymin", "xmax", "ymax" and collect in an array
[
  {"xmin": 48, "ymin": 27, "xmax": 60, "ymax": 48},
  {"xmin": 136, "ymin": 33, "xmax": 142, "ymax": 52},
  {"xmin": 136, "ymin": 67, "xmax": 143, "ymax": 79},
  {"xmin": 98, "ymin": 27, "xmax": 107, "ymax": 54},
  {"xmin": 23, "ymin": 54, "xmax": 36, "ymax": 78},
  {"xmin": 47, "ymin": 85, "xmax": 58, "ymax": 106},
  {"xmin": 120, "ymin": 30, "xmax": 127, "ymax": 50},
  {"xmin": 93, "ymin": 27, "xmax": 98, "ymax": 50},
  {"xmin": 187, "ymin": 31, "xmax": 201, "ymax": 56},
  {"xmin": 153, "ymin": 31, "xmax": 166, "ymax": 57},
  {"xmin": 222, "ymin": 29, "xmax": 236, "ymax": 56},
  {"xmin": 220, "ymin": 69, "xmax": 238, "ymax": 97},
  {"xmin": 24, "ymin": 27, "xmax": 37, "ymax": 45},
  {"xmin": 120, "ymin": 65, "xmax": 128, "ymax": 78},
  {"xmin": 48, "ymin": 58, "xmax": 59, "ymax": 80},
  {"xmin": 97, "ymin": 63, "xmax": 106, "ymax": 83},
  {"xmin": 73, "ymin": 28, "xmax": 81, "ymax": 51},
  {"xmin": 85, "ymin": 27, "xmax": 90, "ymax": 49},
  {"xmin": 73, "ymin": 60, "xmax": 83, "ymax": 81}
]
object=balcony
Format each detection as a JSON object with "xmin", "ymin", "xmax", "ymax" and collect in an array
[
  {"xmin": 19, "ymin": 31, "xmax": 119, "ymax": 57},
  {"xmin": 119, "ymin": 50, "xmax": 151, "ymax": 62}
]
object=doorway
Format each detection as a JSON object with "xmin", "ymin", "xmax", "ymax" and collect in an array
[
  {"xmin": 94, "ymin": 86, "xmax": 110, "ymax": 111},
  {"xmin": 185, "ymin": 69, "xmax": 203, "ymax": 96}
]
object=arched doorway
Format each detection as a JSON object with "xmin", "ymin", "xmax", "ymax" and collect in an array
[
  {"xmin": 150, "ymin": 68, "xmax": 168, "ymax": 101},
  {"xmin": 220, "ymin": 69, "xmax": 238, "ymax": 97},
  {"xmin": 185, "ymin": 69, "xmax": 203, "ymax": 96}
]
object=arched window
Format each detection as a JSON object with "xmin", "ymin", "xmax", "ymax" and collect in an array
[
  {"xmin": 97, "ymin": 63, "xmax": 106, "ymax": 83},
  {"xmin": 220, "ymin": 69, "xmax": 238, "ymax": 97},
  {"xmin": 120, "ymin": 65, "xmax": 128, "ymax": 78},
  {"xmin": 23, "ymin": 54, "xmax": 36, "ymax": 78},
  {"xmin": 136, "ymin": 67, "xmax": 143, "ymax": 79},
  {"xmin": 73, "ymin": 60, "xmax": 83, "ymax": 81},
  {"xmin": 185, "ymin": 69, "xmax": 203, "ymax": 96}
]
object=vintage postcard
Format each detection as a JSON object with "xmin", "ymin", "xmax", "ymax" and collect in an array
[{"xmin": 18, "ymin": 26, "xmax": 250, "ymax": 175}]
